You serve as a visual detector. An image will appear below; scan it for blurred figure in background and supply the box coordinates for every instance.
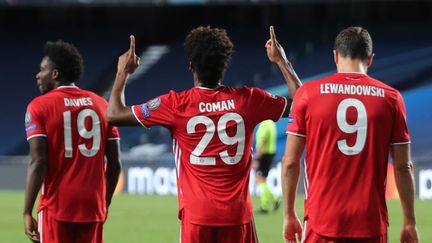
[254,119,280,214]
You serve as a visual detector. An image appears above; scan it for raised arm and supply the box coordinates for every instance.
[23,137,47,242]
[107,35,141,126]
[390,144,419,243]
[265,26,302,117]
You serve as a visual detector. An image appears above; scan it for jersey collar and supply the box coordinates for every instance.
[196,85,224,90]
[56,83,78,89]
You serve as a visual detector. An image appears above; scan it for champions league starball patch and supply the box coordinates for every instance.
[25,112,32,126]
[24,112,37,131]
[140,104,151,118]
[287,116,295,124]
[147,98,161,110]
[25,124,37,132]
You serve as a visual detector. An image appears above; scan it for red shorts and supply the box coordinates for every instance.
[38,209,103,243]
[303,221,387,243]
[180,217,259,243]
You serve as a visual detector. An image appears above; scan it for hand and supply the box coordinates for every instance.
[23,213,40,242]
[117,35,140,75]
[266,26,288,66]
[400,221,419,243]
[283,214,302,243]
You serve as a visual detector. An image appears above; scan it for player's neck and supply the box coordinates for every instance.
[194,80,222,89]
[336,59,368,74]
[55,82,76,89]
[198,83,222,89]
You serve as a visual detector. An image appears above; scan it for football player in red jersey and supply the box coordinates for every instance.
[282,27,419,243]
[107,26,301,243]
[23,40,121,243]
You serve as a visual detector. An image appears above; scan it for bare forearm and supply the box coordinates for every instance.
[282,157,300,217]
[108,72,128,120]
[277,61,302,99]
[107,72,137,126]
[105,164,121,207]
[23,160,45,215]
[394,162,416,223]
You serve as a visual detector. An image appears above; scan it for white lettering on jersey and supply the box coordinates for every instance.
[199,99,235,113]
[320,83,385,97]
[64,97,94,107]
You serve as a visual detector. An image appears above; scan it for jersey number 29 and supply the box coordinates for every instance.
[187,113,245,165]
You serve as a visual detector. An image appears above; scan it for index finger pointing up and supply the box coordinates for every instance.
[270,26,276,42]
[130,35,136,54]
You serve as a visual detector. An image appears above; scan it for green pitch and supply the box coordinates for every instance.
[1,191,430,242]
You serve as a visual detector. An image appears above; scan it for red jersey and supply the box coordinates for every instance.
[25,86,120,222]
[287,73,410,237]
[132,86,287,226]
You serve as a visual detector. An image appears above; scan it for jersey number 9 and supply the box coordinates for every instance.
[336,98,367,155]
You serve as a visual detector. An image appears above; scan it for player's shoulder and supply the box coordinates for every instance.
[366,76,398,91]
[27,90,56,109]
[226,85,267,96]
[82,89,107,102]
[366,76,402,99]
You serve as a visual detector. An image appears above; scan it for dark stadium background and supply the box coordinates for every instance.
[0,0,431,196]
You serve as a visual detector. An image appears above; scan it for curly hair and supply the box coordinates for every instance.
[184,26,234,87]
[43,40,83,83]
[334,26,373,60]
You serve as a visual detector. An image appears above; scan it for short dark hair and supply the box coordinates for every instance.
[184,26,234,86]
[43,40,83,83]
[334,26,373,60]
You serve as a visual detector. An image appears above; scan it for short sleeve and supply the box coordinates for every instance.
[25,101,47,140]
[132,91,175,128]
[286,85,308,137]
[249,87,287,123]
[390,92,410,145]
[107,125,120,140]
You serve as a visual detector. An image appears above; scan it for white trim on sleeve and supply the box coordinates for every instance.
[285,131,306,138]
[27,134,47,141]
[107,137,120,141]
[391,141,411,145]
[276,97,288,121]
[131,105,148,128]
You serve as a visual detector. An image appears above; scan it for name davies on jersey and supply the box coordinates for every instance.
[320,83,385,97]
[199,99,235,113]
[64,97,94,107]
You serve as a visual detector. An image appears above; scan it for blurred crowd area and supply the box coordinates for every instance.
[0,1,431,164]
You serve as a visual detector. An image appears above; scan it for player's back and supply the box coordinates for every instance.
[289,72,410,237]
[133,86,286,226]
[26,86,119,222]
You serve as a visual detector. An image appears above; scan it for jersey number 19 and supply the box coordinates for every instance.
[63,109,101,158]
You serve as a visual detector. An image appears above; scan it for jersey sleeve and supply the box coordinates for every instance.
[286,85,307,137]
[25,101,47,140]
[131,92,175,128]
[390,92,410,145]
[107,125,120,140]
[249,87,287,123]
